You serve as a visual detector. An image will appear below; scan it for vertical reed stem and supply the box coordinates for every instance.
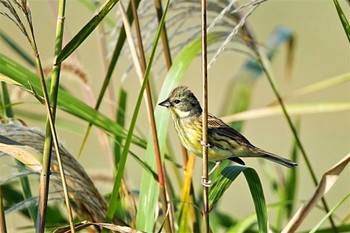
[0,188,6,233]
[201,0,209,232]
[36,0,74,232]
[130,0,173,231]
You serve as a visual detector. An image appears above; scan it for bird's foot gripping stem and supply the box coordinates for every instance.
[201,176,212,187]
[201,161,223,187]
[200,139,211,148]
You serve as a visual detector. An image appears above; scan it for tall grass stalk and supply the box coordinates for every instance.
[37,0,75,232]
[120,1,172,231]
[0,188,6,233]
[201,0,210,232]
[77,0,127,158]
[153,0,190,204]
[55,0,121,64]
[244,22,338,233]
[154,0,172,69]
[0,0,74,231]
[104,1,170,231]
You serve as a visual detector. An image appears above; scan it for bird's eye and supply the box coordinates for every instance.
[174,99,181,104]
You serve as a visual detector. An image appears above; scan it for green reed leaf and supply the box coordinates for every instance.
[0,54,146,148]
[56,0,119,64]
[135,31,226,231]
[209,165,268,233]
[332,0,350,43]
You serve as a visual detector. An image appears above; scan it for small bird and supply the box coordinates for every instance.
[159,86,297,177]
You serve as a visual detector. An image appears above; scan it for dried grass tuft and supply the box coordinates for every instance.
[0,121,125,225]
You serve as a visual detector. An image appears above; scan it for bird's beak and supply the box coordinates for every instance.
[158,98,171,108]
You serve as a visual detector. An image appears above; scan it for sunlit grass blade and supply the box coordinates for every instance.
[114,88,127,166]
[209,165,268,233]
[284,119,299,218]
[78,0,115,26]
[274,119,300,230]
[119,1,173,230]
[178,153,196,232]
[273,73,350,103]
[78,0,140,158]
[0,136,42,173]
[112,87,127,223]
[283,153,350,233]
[209,166,244,208]
[241,168,268,233]
[1,83,13,116]
[0,54,146,148]
[226,214,256,233]
[299,224,350,233]
[310,193,350,233]
[136,31,225,231]
[104,1,171,229]
[56,0,120,64]
[221,102,350,123]
[332,0,350,42]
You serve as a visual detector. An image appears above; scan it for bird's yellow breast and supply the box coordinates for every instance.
[172,116,235,161]
[173,117,202,154]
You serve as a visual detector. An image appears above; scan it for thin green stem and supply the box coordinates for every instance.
[130,0,173,231]
[0,170,7,233]
[154,0,172,69]
[246,27,338,233]
[78,0,140,158]
[154,2,190,207]
[154,0,190,184]
[104,0,170,229]
[332,0,350,43]
[35,0,74,232]
[49,0,75,231]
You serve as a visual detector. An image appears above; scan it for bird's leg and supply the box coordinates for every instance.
[200,139,211,148]
[201,161,222,187]
[200,139,213,187]
[208,161,222,176]
[201,176,212,187]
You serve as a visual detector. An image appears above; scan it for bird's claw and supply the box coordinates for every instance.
[200,139,210,148]
[201,176,212,187]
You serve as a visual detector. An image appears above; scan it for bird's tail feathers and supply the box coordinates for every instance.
[255,147,297,168]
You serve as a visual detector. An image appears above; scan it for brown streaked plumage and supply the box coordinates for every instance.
[159,86,297,169]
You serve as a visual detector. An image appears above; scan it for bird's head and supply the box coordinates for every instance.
[159,86,202,119]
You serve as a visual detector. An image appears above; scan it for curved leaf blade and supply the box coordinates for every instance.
[56,0,119,64]
[332,0,350,43]
[209,165,268,233]
[0,54,146,148]
[135,31,226,231]
[0,135,42,173]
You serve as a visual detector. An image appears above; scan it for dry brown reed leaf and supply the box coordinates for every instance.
[53,220,144,233]
[282,153,350,233]
[0,121,123,225]
[0,134,42,172]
